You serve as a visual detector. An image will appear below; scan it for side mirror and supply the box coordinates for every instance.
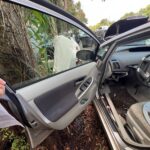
[76,50,95,61]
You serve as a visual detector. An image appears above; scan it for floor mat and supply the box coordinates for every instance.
[127,85,150,102]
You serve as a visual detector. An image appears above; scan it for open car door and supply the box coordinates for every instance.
[0,0,101,148]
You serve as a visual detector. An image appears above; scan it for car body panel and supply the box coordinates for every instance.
[105,16,148,38]
[1,0,100,148]
[2,0,150,149]
[96,21,150,150]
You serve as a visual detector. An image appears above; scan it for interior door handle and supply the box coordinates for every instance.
[75,77,85,86]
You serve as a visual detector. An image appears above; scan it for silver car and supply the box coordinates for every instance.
[1,0,150,149]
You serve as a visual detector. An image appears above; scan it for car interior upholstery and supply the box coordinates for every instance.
[100,38,150,147]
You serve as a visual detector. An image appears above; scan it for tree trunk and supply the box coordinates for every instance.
[63,0,68,10]
[0,1,35,86]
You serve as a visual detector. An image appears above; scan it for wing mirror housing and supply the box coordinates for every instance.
[76,50,95,61]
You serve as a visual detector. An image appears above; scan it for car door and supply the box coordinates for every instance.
[0,0,101,148]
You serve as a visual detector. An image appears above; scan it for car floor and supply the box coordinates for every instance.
[127,84,150,102]
[108,79,137,118]
[125,72,150,102]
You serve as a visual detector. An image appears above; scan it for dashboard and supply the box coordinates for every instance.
[110,46,150,73]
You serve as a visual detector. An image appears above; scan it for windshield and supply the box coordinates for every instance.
[117,38,150,51]
[124,39,150,46]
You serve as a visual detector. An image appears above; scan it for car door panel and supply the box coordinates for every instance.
[34,81,78,122]
[9,62,97,148]
[17,62,95,101]
[16,62,96,128]
[1,0,101,148]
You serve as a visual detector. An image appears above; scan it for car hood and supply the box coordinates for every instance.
[105,16,149,39]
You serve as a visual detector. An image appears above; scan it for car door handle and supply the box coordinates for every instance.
[75,77,85,86]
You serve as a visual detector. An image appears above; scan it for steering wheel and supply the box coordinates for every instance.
[136,54,150,87]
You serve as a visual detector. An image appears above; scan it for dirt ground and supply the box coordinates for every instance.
[0,104,110,150]
[109,81,136,118]
[36,104,110,150]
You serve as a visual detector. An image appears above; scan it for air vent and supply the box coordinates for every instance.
[113,61,120,69]
[80,77,92,92]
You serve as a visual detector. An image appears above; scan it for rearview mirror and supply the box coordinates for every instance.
[76,50,95,61]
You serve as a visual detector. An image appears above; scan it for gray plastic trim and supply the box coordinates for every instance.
[34,81,78,122]
[16,62,96,129]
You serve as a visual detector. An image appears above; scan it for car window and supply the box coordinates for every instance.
[0,2,98,89]
[97,46,109,59]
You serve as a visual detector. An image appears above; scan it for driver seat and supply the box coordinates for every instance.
[126,102,150,144]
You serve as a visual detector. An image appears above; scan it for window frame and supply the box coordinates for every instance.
[3,0,100,89]
[8,0,100,45]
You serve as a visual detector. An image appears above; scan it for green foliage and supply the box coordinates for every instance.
[73,2,88,24]
[25,0,88,76]
[1,128,14,141]
[121,4,150,19]
[139,4,150,17]
[90,4,150,32]
[26,10,55,75]
[121,12,138,19]
[0,128,30,150]
[89,19,113,31]
[11,136,29,150]
[49,0,88,24]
